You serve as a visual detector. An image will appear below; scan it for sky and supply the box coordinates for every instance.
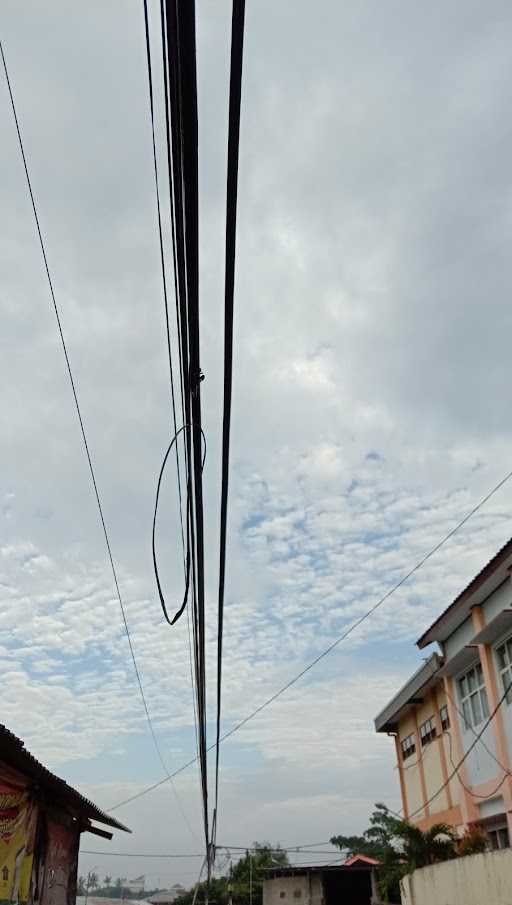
[2,0,512,890]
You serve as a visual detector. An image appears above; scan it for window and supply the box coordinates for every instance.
[401,733,416,761]
[279,893,286,899]
[440,704,450,731]
[488,826,509,850]
[496,638,512,704]
[420,717,436,746]
[458,663,489,730]
[293,892,302,899]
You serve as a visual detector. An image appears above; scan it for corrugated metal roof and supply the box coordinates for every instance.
[374,652,443,733]
[417,536,512,649]
[0,724,130,833]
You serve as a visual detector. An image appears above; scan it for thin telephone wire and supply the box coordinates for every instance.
[0,37,193,837]
[108,462,512,813]
[142,0,186,559]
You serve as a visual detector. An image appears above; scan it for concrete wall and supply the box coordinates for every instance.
[401,850,512,905]
[444,616,474,660]
[263,875,323,905]
[400,712,425,821]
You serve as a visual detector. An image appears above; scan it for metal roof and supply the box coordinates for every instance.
[0,724,130,833]
[417,537,512,649]
[374,653,443,733]
[265,862,376,876]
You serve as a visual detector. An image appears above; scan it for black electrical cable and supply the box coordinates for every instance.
[160,0,209,861]
[213,0,246,852]
[0,37,174,800]
[407,675,512,821]
[142,0,186,565]
[108,464,512,814]
[152,425,206,625]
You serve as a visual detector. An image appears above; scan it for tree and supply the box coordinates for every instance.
[78,877,86,896]
[104,876,112,887]
[331,804,459,903]
[173,843,289,905]
[396,822,457,872]
[89,873,99,891]
[230,843,289,905]
[331,802,402,861]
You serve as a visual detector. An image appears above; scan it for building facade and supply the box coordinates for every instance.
[263,858,381,905]
[375,538,512,847]
[0,724,129,905]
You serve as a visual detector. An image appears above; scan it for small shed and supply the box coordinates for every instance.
[0,724,130,905]
[263,857,381,905]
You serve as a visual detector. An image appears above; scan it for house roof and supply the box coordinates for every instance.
[148,892,184,903]
[374,653,443,733]
[0,724,130,833]
[342,855,380,867]
[264,859,377,877]
[416,537,512,649]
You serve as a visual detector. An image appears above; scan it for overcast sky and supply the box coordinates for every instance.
[2,0,512,890]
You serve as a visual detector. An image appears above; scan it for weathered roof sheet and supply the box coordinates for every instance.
[417,537,512,649]
[264,861,376,876]
[374,653,443,733]
[0,724,130,833]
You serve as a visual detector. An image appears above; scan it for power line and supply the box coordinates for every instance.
[108,464,512,813]
[0,36,179,818]
[81,851,204,859]
[407,675,512,820]
[445,728,509,801]
[141,0,201,846]
[214,0,246,853]
[80,846,337,858]
[157,0,209,863]
[142,0,185,559]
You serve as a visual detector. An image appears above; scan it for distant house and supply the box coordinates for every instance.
[0,724,129,905]
[121,877,146,894]
[375,537,512,846]
[263,858,381,905]
[148,886,185,905]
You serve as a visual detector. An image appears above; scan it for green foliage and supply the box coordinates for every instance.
[331,802,402,861]
[331,804,460,903]
[456,825,488,857]
[173,843,289,905]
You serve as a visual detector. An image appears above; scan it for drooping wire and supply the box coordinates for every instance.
[0,36,176,805]
[158,0,209,861]
[407,675,512,820]
[142,0,186,564]
[213,0,246,854]
[152,424,206,626]
[108,463,512,813]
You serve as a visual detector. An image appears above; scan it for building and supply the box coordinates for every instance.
[263,857,382,905]
[147,887,185,905]
[375,537,512,846]
[121,877,146,894]
[0,724,130,905]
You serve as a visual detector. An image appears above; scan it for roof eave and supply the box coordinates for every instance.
[416,538,512,649]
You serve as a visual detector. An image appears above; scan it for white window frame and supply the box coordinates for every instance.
[488,824,509,851]
[419,716,436,746]
[401,733,416,761]
[495,634,512,705]
[457,661,489,730]
[439,704,450,731]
